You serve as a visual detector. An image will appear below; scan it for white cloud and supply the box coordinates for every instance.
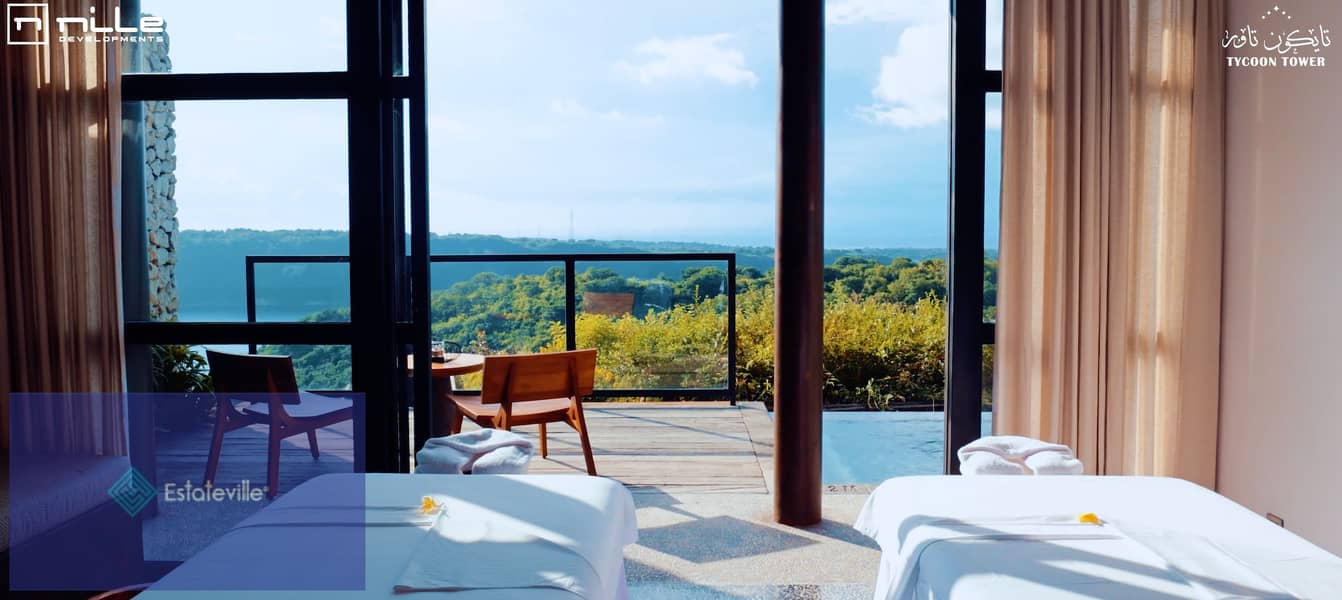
[832,0,1003,130]
[860,20,949,128]
[617,34,758,87]
[826,0,942,26]
[550,98,666,127]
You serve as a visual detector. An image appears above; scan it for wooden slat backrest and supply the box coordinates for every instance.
[479,349,597,405]
[205,350,300,402]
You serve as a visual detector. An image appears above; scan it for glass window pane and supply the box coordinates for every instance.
[985,92,1001,426]
[141,100,349,322]
[136,343,358,562]
[425,1,776,246]
[823,2,951,483]
[574,260,731,392]
[987,0,1003,70]
[128,0,346,74]
[985,92,1001,320]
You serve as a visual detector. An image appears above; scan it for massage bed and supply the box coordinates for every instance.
[138,473,638,599]
[855,475,1342,599]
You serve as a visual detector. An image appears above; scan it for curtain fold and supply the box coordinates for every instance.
[996,0,1224,487]
[1,0,127,455]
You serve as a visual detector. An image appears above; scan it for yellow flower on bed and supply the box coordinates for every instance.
[420,495,442,515]
[1078,512,1102,525]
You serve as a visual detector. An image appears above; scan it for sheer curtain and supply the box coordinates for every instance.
[1,0,127,455]
[995,0,1224,487]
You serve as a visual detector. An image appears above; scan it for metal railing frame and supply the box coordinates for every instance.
[244,252,738,404]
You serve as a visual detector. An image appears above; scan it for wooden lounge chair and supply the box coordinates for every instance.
[447,349,599,476]
[203,350,354,498]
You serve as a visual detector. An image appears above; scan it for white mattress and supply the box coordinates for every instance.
[855,476,1342,600]
[140,473,638,599]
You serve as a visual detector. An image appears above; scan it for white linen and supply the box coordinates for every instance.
[1023,451,1085,475]
[394,513,601,596]
[959,452,1028,475]
[415,428,535,475]
[855,476,1342,600]
[956,435,1073,462]
[1115,523,1294,599]
[140,473,638,599]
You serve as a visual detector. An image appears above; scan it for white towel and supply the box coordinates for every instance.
[1024,451,1085,475]
[394,510,602,596]
[958,435,1081,476]
[415,429,534,475]
[957,435,1074,463]
[960,452,1030,475]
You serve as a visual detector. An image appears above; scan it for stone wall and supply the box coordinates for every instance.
[137,20,179,320]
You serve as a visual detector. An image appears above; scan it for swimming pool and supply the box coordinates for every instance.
[818,411,994,484]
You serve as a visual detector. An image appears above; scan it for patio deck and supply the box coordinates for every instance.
[153,401,774,494]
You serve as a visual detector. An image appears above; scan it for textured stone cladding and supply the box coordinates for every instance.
[138,18,178,320]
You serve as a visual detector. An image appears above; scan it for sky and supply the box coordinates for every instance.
[140,0,1002,249]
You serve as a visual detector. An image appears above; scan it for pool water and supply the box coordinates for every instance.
[817,411,994,484]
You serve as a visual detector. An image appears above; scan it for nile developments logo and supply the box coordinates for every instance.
[1224,4,1332,68]
[6,2,164,46]
[107,466,156,517]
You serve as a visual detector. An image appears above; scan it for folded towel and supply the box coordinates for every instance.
[394,511,602,596]
[957,435,1074,463]
[415,429,534,475]
[1024,451,1084,475]
[960,452,1030,475]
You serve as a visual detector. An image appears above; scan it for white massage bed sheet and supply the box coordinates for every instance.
[139,473,638,599]
[856,476,1342,600]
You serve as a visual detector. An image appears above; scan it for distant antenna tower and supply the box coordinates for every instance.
[568,209,575,242]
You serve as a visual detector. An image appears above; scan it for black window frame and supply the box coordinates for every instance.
[945,0,1002,473]
[119,0,431,478]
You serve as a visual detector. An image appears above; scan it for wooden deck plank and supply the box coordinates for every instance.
[154,403,770,495]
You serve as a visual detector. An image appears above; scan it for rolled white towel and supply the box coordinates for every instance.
[960,452,1029,475]
[415,428,535,475]
[957,435,1075,464]
[1023,451,1084,475]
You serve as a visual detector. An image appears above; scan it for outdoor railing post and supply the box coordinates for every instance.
[564,259,577,352]
[727,254,737,406]
[245,256,257,354]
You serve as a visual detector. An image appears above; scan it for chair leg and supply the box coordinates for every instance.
[306,429,320,459]
[266,425,282,499]
[203,407,228,484]
[571,409,597,476]
[450,409,464,435]
[538,423,548,458]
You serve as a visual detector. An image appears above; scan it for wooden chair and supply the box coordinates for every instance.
[204,350,354,498]
[447,349,599,476]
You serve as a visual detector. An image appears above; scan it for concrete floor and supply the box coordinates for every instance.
[625,490,880,598]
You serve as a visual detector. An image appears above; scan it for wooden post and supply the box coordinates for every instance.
[774,0,824,526]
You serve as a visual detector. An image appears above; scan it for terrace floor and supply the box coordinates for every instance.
[153,401,781,495]
[148,402,880,596]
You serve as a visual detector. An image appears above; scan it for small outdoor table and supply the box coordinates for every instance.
[406,353,485,437]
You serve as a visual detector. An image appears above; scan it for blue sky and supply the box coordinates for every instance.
[142,0,1001,249]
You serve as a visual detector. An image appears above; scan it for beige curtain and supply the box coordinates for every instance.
[996,0,1224,487]
[1,0,127,455]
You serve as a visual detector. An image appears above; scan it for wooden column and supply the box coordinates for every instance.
[774,0,824,526]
